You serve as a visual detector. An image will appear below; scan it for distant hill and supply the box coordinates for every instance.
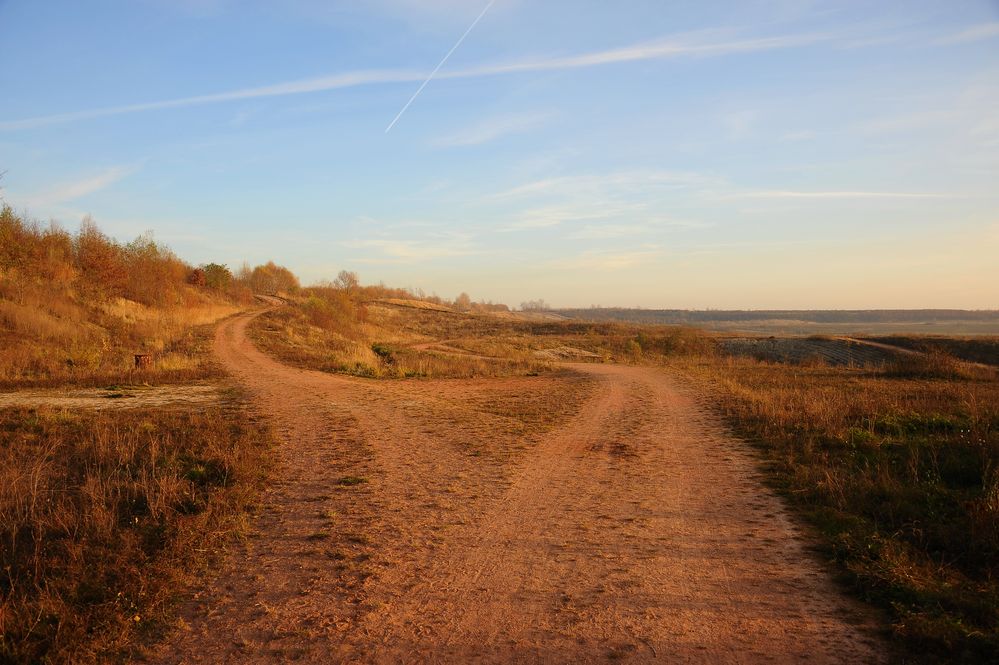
[552,308,999,335]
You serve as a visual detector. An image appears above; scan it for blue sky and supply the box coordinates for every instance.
[1,0,997,308]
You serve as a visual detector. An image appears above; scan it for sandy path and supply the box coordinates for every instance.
[153,309,884,663]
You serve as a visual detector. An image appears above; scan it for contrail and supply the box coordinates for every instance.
[384,0,496,133]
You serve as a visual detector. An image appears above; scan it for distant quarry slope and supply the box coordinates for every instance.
[553,308,999,336]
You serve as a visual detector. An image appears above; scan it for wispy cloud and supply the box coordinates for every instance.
[567,224,653,239]
[735,190,949,199]
[17,165,138,209]
[933,22,999,45]
[1,30,830,131]
[503,201,646,230]
[719,109,757,140]
[780,129,816,142]
[0,70,425,131]
[493,170,715,199]
[432,110,553,147]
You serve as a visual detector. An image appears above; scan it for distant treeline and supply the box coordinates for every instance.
[555,308,999,325]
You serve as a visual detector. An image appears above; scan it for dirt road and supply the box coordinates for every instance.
[154,309,884,663]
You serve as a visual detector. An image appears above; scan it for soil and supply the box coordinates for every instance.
[151,308,885,663]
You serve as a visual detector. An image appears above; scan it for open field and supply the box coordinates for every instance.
[719,336,896,367]
[675,354,999,660]
[866,335,999,367]
[0,401,273,663]
[249,294,715,380]
[4,280,998,662]
[2,211,994,662]
[151,308,884,663]
[555,308,999,337]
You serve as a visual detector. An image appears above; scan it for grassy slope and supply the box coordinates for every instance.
[0,282,241,388]
[0,209,274,663]
[250,296,716,380]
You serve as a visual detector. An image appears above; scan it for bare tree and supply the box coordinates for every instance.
[520,299,550,312]
[334,269,359,293]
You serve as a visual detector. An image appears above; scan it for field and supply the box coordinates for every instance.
[248,295,715,380]
[3,207,998,662]
[674,353,999,660]
[182,294,999,661]
[555,308,999,337]
[718,336,895,367]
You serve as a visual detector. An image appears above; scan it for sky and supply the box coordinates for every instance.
[1,0,998,309]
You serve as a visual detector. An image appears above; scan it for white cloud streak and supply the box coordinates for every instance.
[1,31,829,131]
[384,0,496,133]
[17,165,137,209]
[933,22,999,45]
[549,247,665,271]
[492,170,716,199]
[736,190,950,199]
[432,111,553,147]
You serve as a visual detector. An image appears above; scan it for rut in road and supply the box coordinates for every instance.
[153,309,884,663]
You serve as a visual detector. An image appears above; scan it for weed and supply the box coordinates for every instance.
[336,476,368,487]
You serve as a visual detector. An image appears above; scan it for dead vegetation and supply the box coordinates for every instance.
[0,207,294,663]
[676,353,999,661]
[249,291,715,380]
[0,403,273,663]
[0,206,261,387]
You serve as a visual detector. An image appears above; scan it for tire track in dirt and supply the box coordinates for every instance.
[153,308,885,663]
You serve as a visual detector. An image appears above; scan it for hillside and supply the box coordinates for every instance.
[0,206,295,386]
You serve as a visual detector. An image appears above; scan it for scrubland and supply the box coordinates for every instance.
[0,405,272,663]
[250,290,714,380]
[675,352,999,661]
[0,207,242,388]
[4,203,997,662]
[253,290,999,660]
[0,207,279,663]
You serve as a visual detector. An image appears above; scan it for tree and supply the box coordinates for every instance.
[75,217,127,297]
[521,299,550,312]
[202,263,233,291]
[455,292,472,311]
[334,270,359,294]
[187,268,207,287]
[249,261,299,295]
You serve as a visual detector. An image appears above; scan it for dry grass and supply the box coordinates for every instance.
[250,298,715,380]
[0,403,273,663]
[0,313,229,390]
[676,353,999,661]
[0,208,287,663]
[249,301,554,379]
[0,206,253,388]
[868,336,999,368]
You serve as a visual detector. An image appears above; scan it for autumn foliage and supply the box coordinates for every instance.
[0,205,295,385]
